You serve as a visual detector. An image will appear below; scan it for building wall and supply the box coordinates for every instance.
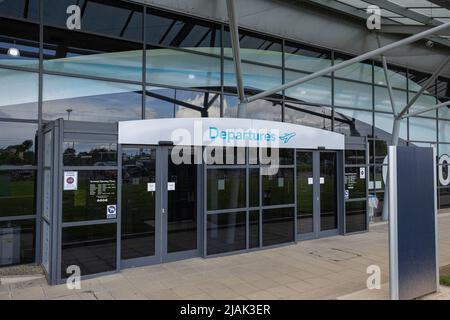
[0,0,449,268]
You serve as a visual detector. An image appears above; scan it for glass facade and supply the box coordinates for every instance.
[1,0,450,270]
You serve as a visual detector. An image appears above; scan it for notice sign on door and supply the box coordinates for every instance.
[106,205,117,219]
[359,167,366,179]
[64,171,78,190]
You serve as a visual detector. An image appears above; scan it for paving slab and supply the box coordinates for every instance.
[2,213,450,300]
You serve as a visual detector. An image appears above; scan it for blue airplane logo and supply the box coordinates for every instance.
[279,132,296,143]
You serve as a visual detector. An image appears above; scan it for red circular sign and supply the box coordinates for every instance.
[66,177,74,184]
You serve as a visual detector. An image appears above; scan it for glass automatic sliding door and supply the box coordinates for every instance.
[319,152,338,232]
[121,146,199,267]
[296,151,314,235]
[121,147,159,264]
[296,150,339,239]
[165,147,198,257]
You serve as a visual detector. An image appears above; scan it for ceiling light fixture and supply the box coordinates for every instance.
[7,47,20,57]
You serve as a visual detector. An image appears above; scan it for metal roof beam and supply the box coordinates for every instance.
[245,21,450,103]
[302,0,397,25]
[378,25,450,36]
[364,0,438,26]
[401,100,450,119]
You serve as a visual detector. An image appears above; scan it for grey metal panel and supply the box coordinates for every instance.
[63,133,118,142]
[63,121,118,135]
[345,136,366,150]
[396,146,437,300]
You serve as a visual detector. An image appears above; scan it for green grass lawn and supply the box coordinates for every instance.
[440,275,450,286]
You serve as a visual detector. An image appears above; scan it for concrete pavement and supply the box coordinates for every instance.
[1,213,450,300]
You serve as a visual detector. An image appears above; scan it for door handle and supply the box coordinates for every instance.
[162,208,166,214]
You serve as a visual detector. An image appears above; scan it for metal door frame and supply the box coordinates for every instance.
[297,149,341,240]
[317,150,340,238]
[120,145,202,268]
[120,145,163,268]
[161,146,203,263]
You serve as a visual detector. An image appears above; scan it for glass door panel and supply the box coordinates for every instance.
[166,148,197,254]
[121,147,157,260]
[320,152,338,231]
[296,151,314,234]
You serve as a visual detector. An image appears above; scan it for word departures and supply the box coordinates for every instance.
[180,304,271,318]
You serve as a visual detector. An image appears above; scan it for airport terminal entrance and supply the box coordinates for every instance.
[41,118,350,285]
[121,146,201,268]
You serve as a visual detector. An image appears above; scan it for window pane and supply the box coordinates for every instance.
[320,153,338,231]
[0,18,39,68]
[374,87,407,113]
[285,42,331,73]
[0,219,35,267]
[439,144,450,157]
[0,69,38,119]
[44,0,142,41]
[410,94,437,118]
[439,105,450,120]
[62,223,116,277]
[146,8,220,48]
[369,166,386,191]
[334,79,372,110]
[345,201,367,233]
[224,61,282,98]
[374,140,388,164]
[204,147,246,166]
[43,75,142,122]
[408,70,432,93]
[0,170,36,217]
[224,29,282,67]
[345,167,366,199]
[262,168,294,206]
[147,47,221,89]
[438,164,449,187]
[296,151,314,234]
[439,121,450,143]
[285,70,331,105]
[345,150,366,165]
[0,122,37,166]
[207,212,246,255]
[439,188,450,208]
[207,169,246,211]
[223,96,282,121]
[374,64,407,90]
[43,26,142,82]
[284,102,332,131]
[62,170,117,222]
[335,58,372,83]
[249,169,259,208]
[121,148,156,260]
[262,207,294,246]
[63,142,117,166]
[334,108,373,137]
[374,113,407,141]
[249,210,260,249]
[409,117,436,142]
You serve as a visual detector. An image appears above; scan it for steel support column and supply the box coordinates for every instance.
[401,100,450,119]
[226,0,247,118]
[397,55,450,119]
[245,21,450,103]
[379,41,400,221]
